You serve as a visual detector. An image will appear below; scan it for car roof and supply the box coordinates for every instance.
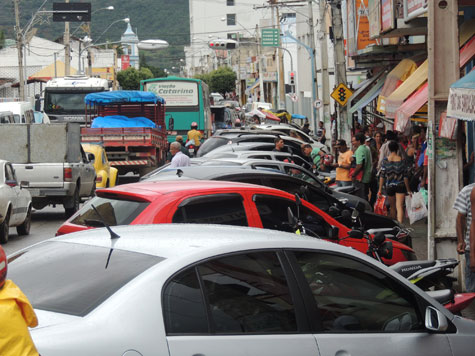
[144,165,287,181]
[42,224,353,261]
[96,179,289,200]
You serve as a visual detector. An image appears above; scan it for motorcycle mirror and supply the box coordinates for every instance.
[348,229,364,239]
[373,232,386,246]
[355,201,366,213]
[378,241,393,260]
[351,208,359,220]
[295,193,302,206]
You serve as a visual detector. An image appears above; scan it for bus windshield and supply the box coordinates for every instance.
[44,91,90,115]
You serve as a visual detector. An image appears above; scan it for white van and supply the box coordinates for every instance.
[0,102,34,124]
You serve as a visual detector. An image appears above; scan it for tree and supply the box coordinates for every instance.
[209,66,236,94]
[140,53,167,78]
[117,67,154,90]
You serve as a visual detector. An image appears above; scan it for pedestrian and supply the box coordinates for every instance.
[316,121,326,144]
[350,132,372,200]
[165,136,190,163]
[378,140,412,223]
[302,121,310,134]
[170,141,191,168]
[234,118,242,128]
[453,182,475,292]
[0,246,40,356]
[334,139,353,187]
[377,130,407,172]
[252,114,261,125]
[301,143,324,172]
[273,137,285,152]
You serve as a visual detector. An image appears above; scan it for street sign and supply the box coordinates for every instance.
[314,99,322,109]
[261,28,280,47]
[53,2,91,22]
[331,83,353,106]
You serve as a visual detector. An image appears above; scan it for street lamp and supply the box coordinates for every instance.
[94,17,130,44]
[70,6,114,37]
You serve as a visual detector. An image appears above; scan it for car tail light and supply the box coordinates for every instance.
[64,168,73,181]
[96,176,103,183]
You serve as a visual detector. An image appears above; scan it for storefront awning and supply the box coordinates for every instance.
[249,79,260,93]
[348,70,386,107]
[349,75,386,122]
[460,35,475,68]
[394,82,428,131]
[377,58,418,113]
[447,69,475,121]
[384,59,428,119]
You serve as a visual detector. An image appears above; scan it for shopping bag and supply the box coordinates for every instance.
[374,194,388,215]
[405,192,428,224]
[419,187,428,206]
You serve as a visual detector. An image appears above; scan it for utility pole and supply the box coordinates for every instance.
[307,0,320,129]
[276,5,286,110]
[13,0,25,100]
[330,0,349,142]
[256,24,265,102]
[319,0,331,134]
[64,0,71,75]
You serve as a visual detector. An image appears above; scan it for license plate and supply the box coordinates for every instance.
[189,148,194,153]
[28,188,40,197]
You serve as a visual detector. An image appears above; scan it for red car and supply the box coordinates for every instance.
[57,180,416,265]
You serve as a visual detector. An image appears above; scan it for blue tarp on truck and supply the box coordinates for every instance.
[85,90,166,105]
[91,115,157,128]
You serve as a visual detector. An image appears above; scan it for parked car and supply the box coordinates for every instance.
[254,123,320,145]
[0,160,32,243]
[1,123,96,217]
[0,111,15,124]
[82,144,119,188]
[8,224,473,356]
[0,101,35,124]
[56,180,414,264]
[143,165,412,246]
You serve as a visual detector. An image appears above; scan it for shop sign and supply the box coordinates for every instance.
[368,0,381,39]
[381,0,395,33]
[347,0,377,57]
[121,55,130,70]
[406,0,427,18]
[263,72,277,82]
[447,88,475,121]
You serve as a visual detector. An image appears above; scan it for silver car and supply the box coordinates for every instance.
[8,224,475,355]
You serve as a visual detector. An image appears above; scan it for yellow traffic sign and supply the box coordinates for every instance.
[331,83,353,106]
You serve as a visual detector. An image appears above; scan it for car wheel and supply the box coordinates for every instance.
[64,188,80,218]
[0,210,10,244]
[16,205,31,236]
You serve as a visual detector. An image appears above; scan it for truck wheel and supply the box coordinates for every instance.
[17,205,31,236]
[0,211,10,244]
[64,189,80,218]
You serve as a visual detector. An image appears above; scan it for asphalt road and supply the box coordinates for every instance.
[3,206,70,256]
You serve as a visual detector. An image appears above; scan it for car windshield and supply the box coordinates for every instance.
[70,196,150,227]
[8,241,164,316]
[197,136,229,157]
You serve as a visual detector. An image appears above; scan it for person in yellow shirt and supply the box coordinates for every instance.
[334,139,353,187]
[0,246,39,356]
[186,122,203,147]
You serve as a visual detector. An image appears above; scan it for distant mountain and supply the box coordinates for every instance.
[0,0,189,70]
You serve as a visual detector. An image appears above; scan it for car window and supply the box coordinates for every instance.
[247,154,272,160]
[172,194,248,226]
[9,241,164,317]
[254,194,332,238]
[270,177,331,211]
[70,196,149,226]
[163,268,209,334]
[291,251,424,332]
[5,164,15,181]
[198,137,229,157]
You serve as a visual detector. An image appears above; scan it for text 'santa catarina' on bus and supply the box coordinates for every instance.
[140,76,211,142]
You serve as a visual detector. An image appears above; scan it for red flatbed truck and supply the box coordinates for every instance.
[81,91,167,176]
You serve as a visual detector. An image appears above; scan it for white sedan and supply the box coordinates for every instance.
[7,224,475,356]
[0,160,32,243]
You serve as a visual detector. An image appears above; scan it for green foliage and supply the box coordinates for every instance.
[140,53,167,78]
[117,67,154,90]
[209,67,237,94]
[194,73,211,85]
[0,0,189,69]
[0,30,4,49]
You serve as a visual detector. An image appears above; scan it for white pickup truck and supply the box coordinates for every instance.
[0,123,95,217]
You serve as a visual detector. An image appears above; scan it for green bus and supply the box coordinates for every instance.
[140,76,212,142]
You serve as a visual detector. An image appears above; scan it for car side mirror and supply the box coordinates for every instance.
[348,229,364,239]
[168,116,174,130]
[425,306,448,332]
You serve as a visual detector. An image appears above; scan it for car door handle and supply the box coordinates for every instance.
[192,354,205,356]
